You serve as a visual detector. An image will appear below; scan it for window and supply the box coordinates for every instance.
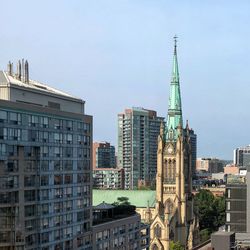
[54,147,61,157]
[54,160,62,171]
[40,131,49,143]
[54,175,63,185]
[0,128,7,140]
[24,190,36,202]
[54,119,62,130]
[226,213,230,222]
[28,115,39,127]
[54,188,63,198]
[25,205,36,217]
[0,110,7,122]
[41,218,49,229]
[0,144,6,156]
[64,147,73,158]
[64,174,72,184]
[54,202,63,213]
[41,232,49,243]
[228,189,231,198]
[63,160,73,171]
[40,189,49,200]
[65,187,72,197]
[66,134,73,144]
[24,175,36,187]
[41,175,49,186]
[41,161,49,171]
[25,219,36,231]
[42,146,49,157]
[54,133,62,143]
[6,160,18,172]
[65,120,73,131]
[10,112,21,125]
[9,128,21,140]
[41,204,49,215]
[227,201,230,210]
[41,116,48,128]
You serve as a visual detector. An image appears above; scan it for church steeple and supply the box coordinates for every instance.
[166,36,183,140]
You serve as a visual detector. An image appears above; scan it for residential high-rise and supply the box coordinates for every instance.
[93,142,115,169]
[151,38,198,249]
[234,145,250,168]
[0,61,92,249]
[118,108,164,189]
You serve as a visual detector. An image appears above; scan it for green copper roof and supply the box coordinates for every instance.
[166,37,183,140]
[93,189,156,208]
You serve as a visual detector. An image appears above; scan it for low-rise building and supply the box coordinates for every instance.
[92,202,150,250]
[224,164,239,175]
[93,168,124,189]
[226,174,247,233]
[196,158,224,173]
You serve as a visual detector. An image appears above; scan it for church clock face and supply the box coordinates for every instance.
[166,144,174,154]
[167,147,173,154]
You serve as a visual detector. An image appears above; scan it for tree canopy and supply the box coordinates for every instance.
[194,189,225,231]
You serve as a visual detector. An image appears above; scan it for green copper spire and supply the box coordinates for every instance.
[166,36,183,140]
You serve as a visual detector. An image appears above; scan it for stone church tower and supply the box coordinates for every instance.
[150,38,198,250]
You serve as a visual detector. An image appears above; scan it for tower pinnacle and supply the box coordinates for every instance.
[166,36,183,140]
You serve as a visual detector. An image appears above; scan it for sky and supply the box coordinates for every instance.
[1,0,250,160]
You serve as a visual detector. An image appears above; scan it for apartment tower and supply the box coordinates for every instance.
[0,61,92,250]
[118,108,164,189]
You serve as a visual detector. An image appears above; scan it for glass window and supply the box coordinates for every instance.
[0,110,7,122]
[0,144,7,156]
[25,205,36,217]
[54,160,62,171]
[10,112,21,125]
[54,175,63,185]
[24,175,36,187]
[28,115,39,127]
[41,175,49,186]
[64,174,72,184]
[24,190,36,202]
[54,147,61,157]
[41,117,48,128]
[0,128,7,139]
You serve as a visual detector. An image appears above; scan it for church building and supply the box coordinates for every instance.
[150,38,198,249]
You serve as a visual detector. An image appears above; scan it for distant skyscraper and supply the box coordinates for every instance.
[0,61,92,249]
[118,108,164,189]
[93,142,115,169]
[234,145,250,169]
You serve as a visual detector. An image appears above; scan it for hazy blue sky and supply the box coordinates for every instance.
[1,1,250,159]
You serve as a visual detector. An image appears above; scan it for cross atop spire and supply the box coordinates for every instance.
[174,35,178,55]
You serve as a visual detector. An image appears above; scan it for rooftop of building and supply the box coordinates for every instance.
[93,201,137,226]
[226,174,246,185]
[93,189,156,208]
[0,61,83,103]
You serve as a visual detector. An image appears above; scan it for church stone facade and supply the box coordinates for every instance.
[149,39,198,250]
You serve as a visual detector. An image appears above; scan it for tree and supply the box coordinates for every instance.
[170,241,184,250]
[112,197,130,206]
[194,190,225,231]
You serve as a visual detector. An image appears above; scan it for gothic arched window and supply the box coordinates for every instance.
[152,244,158,250]
[154,224,162,238]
